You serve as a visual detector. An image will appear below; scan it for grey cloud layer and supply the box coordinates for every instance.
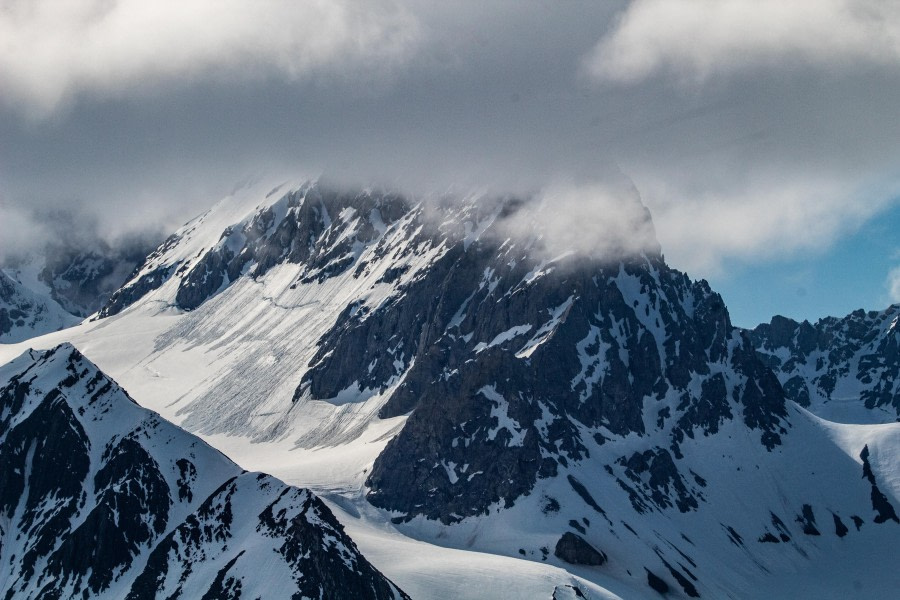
[2,1,899,277]
[0,0,420,115]
[586,0,900,83]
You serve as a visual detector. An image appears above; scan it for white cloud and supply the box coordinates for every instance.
[3,0,900,298]
[578,0,900,279]
[495,178,661,263]
[887,265,900,303]
[0,0,420,115]
[585,0,900,83]
[636,173,898,275]
[0,205,46,262]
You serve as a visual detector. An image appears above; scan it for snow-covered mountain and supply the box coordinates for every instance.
[0,343,408,600]
[749,307,900,424]
[2,179,899,598]
[0,270,79,343]
[2,232,160,320]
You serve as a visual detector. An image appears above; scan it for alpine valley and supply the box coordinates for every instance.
[2,180,898,599]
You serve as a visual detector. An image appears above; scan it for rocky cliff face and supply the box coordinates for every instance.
[0,344,408,600]
[749,306,900,421]
[100,183,408,317]
[356,248,787,523]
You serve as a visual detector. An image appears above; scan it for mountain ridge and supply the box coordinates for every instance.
[0,343,409,600]
[2,179,899,598]
[749,305,900,423]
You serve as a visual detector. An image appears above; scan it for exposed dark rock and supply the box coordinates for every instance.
[257,485,406,600]
[176,248,230,310]
[364,240,786,521]
[731,336,788,450]
[646,569,670,594]
[176,458,197,502]
[569,519,586,534]
[674,373,732,442]
[552,584,587,599]
[175,185,411,312]
[95,231,183,318]
[554,532,606,566]
[658,554,700,597]
[833,514,849,538]
[200,551,245,600]
[542,496,561,514]
[860,445,899,524]
[723,525,744,547]
[0,389,91,582]
[44,435,172,594]
[567,474,607,516]
[99,266,171,318]
[769,512,792,542]
[795,504,820,536]
[617,448,699,513]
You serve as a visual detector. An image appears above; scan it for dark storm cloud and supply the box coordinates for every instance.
[2,0,900,276]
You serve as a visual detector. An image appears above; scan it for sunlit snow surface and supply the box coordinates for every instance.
[2,180,899,599]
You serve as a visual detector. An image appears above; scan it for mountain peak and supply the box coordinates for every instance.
[0,343,409,600]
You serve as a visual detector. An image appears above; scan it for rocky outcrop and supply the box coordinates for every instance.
[175,186,409,310]
[100,183,412,316]
[860,444,899,524]
[98,232,183,317]
[554,532,606,566]
[99,265,171,318]
[749,306,900,418]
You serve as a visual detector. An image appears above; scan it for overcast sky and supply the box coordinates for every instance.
[2,0,900,325]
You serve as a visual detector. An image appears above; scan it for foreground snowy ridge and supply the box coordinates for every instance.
[0,343,408,600]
